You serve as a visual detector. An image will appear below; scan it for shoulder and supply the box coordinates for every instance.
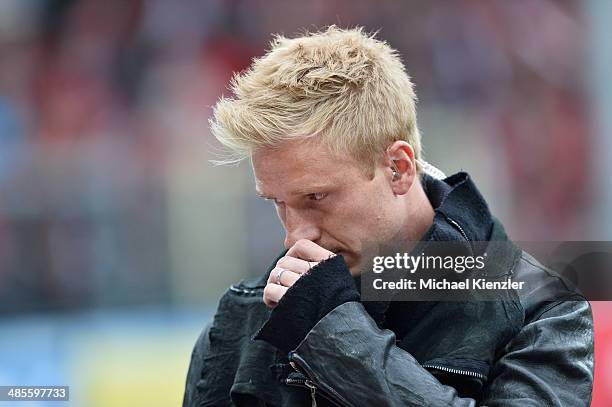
[183,271,274,405]
[195,251,285,342]
[227,273,268,298]
[227,250,286,297]
[513,249,592,325]
[211,265,275,326]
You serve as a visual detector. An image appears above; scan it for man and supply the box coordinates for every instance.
[183,27,594,406]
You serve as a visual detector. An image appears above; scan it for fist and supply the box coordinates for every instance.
[263,239,335,308]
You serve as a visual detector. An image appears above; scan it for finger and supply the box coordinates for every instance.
[263,283,288,307]
[267,267,301,287]
[276,256,317,275]
[286,239,336,262]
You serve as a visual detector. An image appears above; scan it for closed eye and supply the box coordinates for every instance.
[307,192,328,201]
[258,195,283,205]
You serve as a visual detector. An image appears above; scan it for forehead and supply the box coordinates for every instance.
[251,138,363,194]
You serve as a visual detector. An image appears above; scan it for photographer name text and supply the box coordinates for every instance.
[372,277,525,291]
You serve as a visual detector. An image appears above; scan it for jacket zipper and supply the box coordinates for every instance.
[428,216,492,383]
[305,380,317,407]
[288,357,350,407]
[445,215,470,242]
[447,214,520,279]
[284,376,318,406]
[421,364,487,381]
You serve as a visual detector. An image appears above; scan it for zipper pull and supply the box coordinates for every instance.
[305,379,317,407]
[290,360,318,406]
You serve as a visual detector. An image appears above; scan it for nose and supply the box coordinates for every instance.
[283,208,321,249]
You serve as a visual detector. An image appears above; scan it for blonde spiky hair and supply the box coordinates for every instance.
[210,26,422,173]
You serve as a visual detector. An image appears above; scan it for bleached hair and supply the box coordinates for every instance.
[210,25,422,173]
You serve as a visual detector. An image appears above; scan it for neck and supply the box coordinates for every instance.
[401,179,435,242]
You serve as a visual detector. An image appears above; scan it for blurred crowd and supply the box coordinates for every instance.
[0,0,595,314]
[2,1,612,405]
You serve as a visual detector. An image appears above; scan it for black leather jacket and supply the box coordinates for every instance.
[183,173,594,406]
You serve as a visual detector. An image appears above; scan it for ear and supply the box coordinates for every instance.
[385,141,416,195]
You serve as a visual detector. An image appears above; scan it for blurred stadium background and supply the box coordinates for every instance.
[0,0,610,405]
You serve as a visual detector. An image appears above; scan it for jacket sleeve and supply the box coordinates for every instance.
[481,299,594,406]
[183,323,212,407]
[289,299,594,407]
[289,301,476,406]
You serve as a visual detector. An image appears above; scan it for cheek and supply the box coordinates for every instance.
[356,195,397,240]
[328,200,378,241]
[322,185,391,243]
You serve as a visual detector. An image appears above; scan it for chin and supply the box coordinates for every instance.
[347,267,360,277]
[338,253,361,276]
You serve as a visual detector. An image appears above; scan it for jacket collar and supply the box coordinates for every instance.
[421,171,494,244]
[360,171,521,334]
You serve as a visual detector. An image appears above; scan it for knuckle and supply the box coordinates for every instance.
[263,283,274,297]
[276,257,290,268]
[267,269,277,283]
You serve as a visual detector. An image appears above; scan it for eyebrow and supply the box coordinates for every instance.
[255,184,332,199]
[290,185,332,196]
